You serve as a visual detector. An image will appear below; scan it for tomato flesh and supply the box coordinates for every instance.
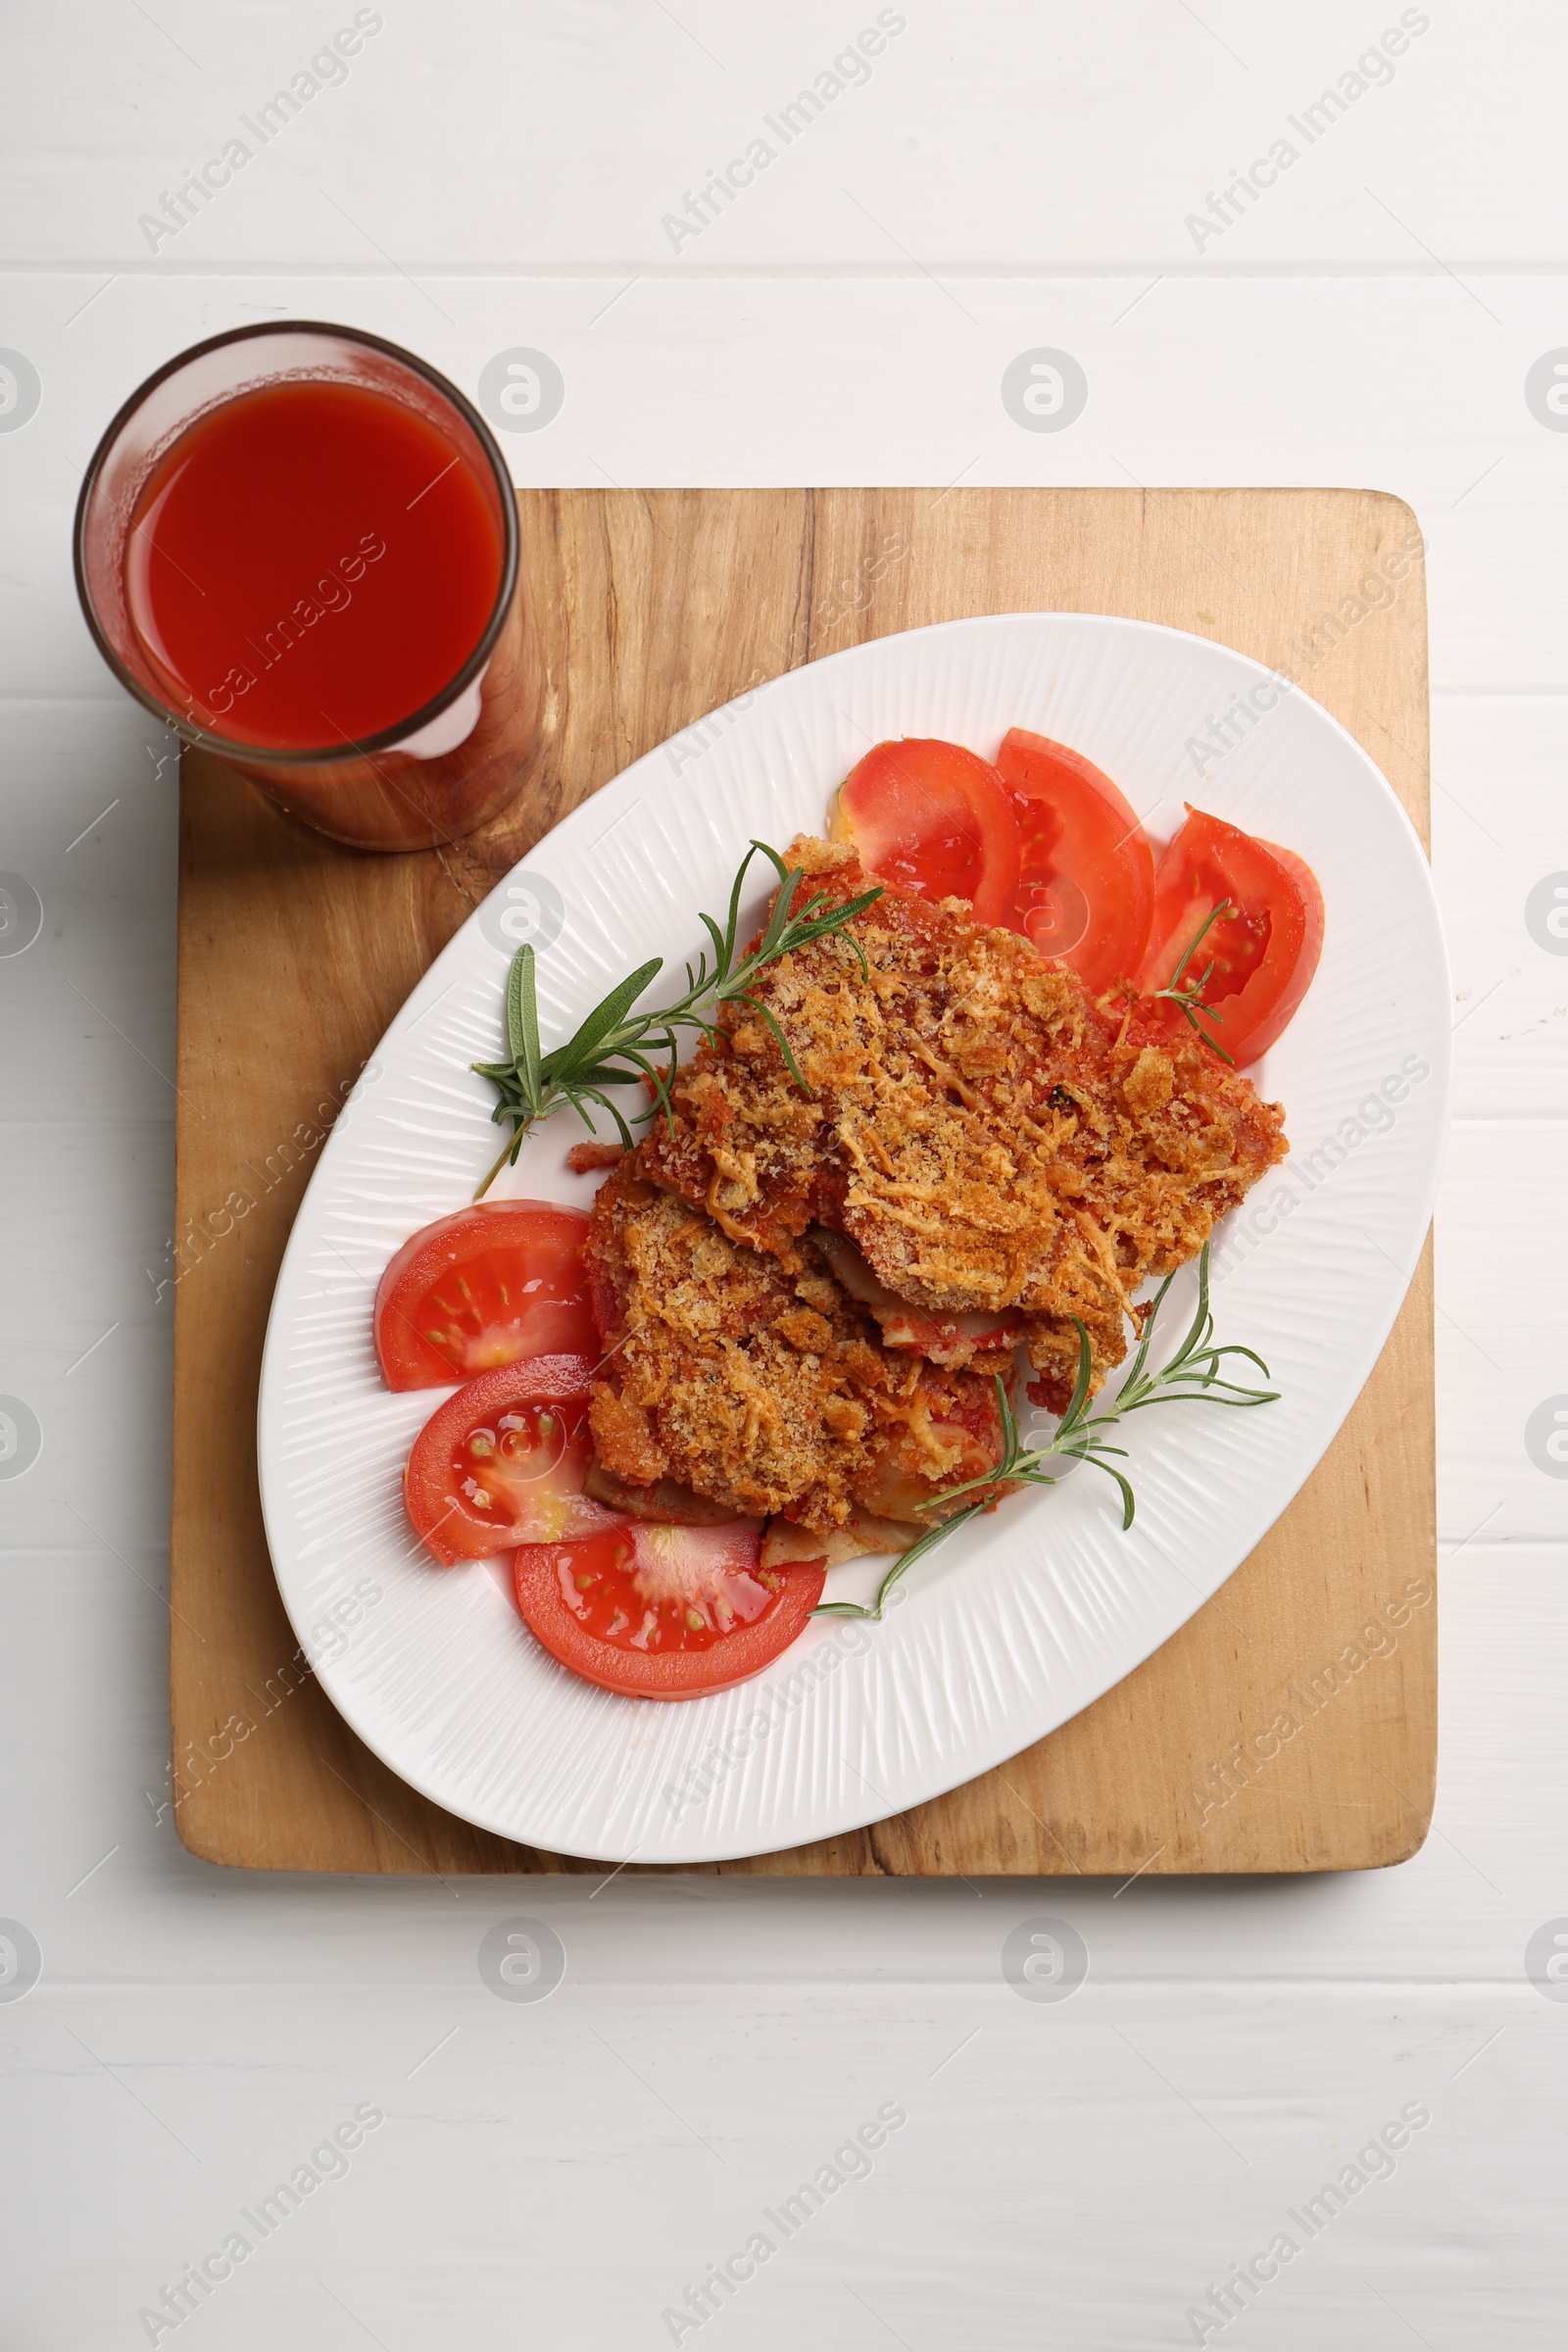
[375,1201,597,1390]
[995,728,1155,994]
[809,1228,1021,1366]
[404,1355,619,1565]
[830,738,1021,926]
[514,1520,823,1698]
[1137,806,1325,1065]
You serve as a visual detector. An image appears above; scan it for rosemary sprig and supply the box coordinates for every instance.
[471,841,883,1197]
[815,1241,1278,1621]
[1152,898,1238,1064]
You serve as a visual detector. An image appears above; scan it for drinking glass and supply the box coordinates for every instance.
[74,320,545,852]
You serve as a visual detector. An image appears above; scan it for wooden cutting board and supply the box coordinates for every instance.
[171,486,1435,1877]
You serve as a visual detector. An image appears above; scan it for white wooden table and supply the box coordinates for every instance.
[2,7,1564,2343]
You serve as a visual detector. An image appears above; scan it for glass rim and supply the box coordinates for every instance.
[72,318,521,767]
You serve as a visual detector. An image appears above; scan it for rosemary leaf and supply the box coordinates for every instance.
[508,944,542,1112]
[542,956,663,1076]
[1152,900,1238,1064]
[470,840,885,1197]
[814,1240,1278,1620]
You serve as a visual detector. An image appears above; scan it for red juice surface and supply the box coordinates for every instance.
[122,378,505,750]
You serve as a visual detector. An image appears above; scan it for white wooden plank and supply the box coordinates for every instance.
[2,2,1563,271]
[0,700,178,1123]
[1434,695,1568,1121]
[1436,1122,1568,1541]
[0,1978,1555,2347]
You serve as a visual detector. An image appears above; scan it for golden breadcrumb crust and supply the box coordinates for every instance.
[584,1167,1007,1530]
[640,837,1288,1408]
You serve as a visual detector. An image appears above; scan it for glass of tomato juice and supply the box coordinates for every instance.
[74,320,544,852]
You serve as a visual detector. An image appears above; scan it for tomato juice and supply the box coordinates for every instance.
[123,377,505,751]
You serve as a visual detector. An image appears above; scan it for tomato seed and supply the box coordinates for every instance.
[685,1608,706,1633]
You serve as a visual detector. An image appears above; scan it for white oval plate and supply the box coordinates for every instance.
[259,614,1450,1865]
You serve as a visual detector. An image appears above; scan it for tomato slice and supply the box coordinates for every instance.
[995,727,1155,993]
[404,1355,620,1565]
[374,1200,597,1390]
[830,738,1021,926]
[1137,806,1325,1065]
[514,1520,822,1698]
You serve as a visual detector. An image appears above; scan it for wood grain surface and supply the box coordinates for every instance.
[171,485,1435,1877]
